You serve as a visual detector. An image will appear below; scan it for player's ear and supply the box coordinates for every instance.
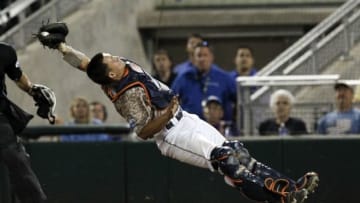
[108,71,116,79]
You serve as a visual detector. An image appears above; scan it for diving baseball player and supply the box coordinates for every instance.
[35,22,319,203]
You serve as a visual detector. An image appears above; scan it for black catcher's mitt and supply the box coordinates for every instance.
[29,84,57,124]
[35,22,68,49]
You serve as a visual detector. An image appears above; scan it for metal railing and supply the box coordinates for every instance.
[0,0,37,25]
[0,0,91,49]
[155,0,345,9]
[236,75,360,135]
[251,0,360,101]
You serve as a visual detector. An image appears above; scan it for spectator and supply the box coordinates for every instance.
[90,101,122,141]
[172,41,236,121]
[229,46,257,79]
[317,82,360,134]
[90,101,108,123]
[258,89,307,136]
[173,33,203,75]
[152,49,177,87]
[230,46,258,134]
[202,95,237,136]
[60,97,111,142]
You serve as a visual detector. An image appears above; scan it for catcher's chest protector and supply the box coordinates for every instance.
[103,58,175,109]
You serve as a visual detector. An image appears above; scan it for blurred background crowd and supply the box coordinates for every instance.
[2,0,360,140]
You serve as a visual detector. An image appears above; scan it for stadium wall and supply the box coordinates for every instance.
[0,137,358,203]
[5,0,155,125]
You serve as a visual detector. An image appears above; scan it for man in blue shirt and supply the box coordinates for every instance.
[229,46,258,133]
[317,82,360,134]
[173,33,203,75]
[172,42,236,121]
[229,46,257,80]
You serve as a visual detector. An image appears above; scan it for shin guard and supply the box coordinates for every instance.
[211,146,283,202]
[223,140,298,191]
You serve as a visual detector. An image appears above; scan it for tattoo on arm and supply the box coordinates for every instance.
[116,88,152,135]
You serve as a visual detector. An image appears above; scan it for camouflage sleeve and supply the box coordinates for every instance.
[115,87,153,135]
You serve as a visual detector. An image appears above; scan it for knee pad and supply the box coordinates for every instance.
[223,140,256,169]
[210,146,239,175]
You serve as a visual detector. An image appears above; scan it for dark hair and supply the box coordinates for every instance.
[188,33,203,40]
[194,41,213,53]
[153,49,173,61]
[237,45,254,55]
[86,53,113,85]
[334,83,353,92]
[152,49,174,71]
[90,101,108,121]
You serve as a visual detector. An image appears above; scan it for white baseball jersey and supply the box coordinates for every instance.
[113,86,225,170]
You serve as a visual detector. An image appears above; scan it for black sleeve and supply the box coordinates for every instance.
[258,119,279,136]
[298,120,308,134]
[291,119,308,135]
[258,121,268,136]
[1,44,23,81]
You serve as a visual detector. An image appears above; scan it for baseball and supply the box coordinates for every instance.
[40,31,49,37]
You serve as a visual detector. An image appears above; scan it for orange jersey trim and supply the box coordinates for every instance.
[103,81,151,104]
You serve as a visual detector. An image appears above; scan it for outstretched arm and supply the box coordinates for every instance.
[35,22,90,72]
[58,42,90,72]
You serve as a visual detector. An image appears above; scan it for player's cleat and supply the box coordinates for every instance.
[284,189,308,203]
[296,172,319,194]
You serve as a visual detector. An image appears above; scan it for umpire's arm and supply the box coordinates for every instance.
[16,73,33,93]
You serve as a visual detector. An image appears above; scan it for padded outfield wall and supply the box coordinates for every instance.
[0,136,359,203]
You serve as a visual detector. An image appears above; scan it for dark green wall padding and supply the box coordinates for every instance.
[1,137,359,203]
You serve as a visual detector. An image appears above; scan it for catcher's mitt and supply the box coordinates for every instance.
[29,84,57,124]
[35,22,68,49]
